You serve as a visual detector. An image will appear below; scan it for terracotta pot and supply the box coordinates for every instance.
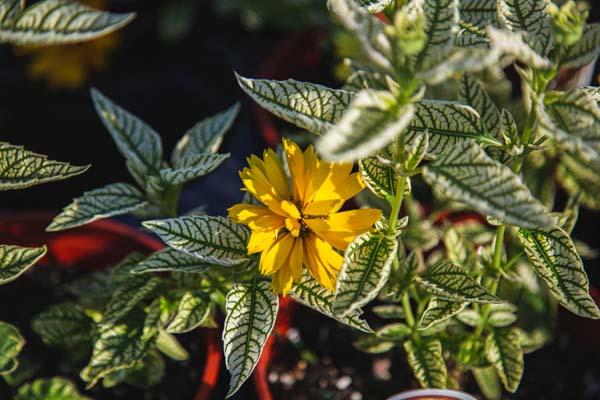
[0,212,222,400]
[386,389,477,400]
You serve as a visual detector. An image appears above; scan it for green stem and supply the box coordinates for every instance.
[402,292,415,327]
[388,175,407,233]
[491,224,506,273]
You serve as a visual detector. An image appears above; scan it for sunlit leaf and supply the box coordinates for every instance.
[290,272,373,333]
[459,74,500,139]
[223,279,278,398]
[0,0,134,46]
[0,322,24,375]
[236,74,353,135]
[160,153,230,185]
[317,89,415,162]
[518,226,600,319]
[422,140,553,228]
[47,183,149,231]
[418,297,466,330]
[165,291,211,334]
[155,329,188,361]
[359,156,409,201]
[172,103,240,165]
[417,260,500,303]
[131,248,217,275]
[333,232,398,317]
[0,142,88,190]
[356,0,393,13]
[16,377,91,400]
[498,0,552,56]
[556,151,600,210]
[404,337,447,388]
[0,245,46,285]
[143,216,250,267]
[487,27,551,69]
[560,23,600,68]
[485,328,523,393]
[376,322,411,340]
[101,277,162,326]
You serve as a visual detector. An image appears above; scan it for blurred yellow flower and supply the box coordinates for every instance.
[229,138,381,295]
[15,0,120,89]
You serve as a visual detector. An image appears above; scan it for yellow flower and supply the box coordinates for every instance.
[15,0,119,89]
[228,138,382,295]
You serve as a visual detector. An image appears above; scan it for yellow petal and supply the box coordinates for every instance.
[290,238,304,283]
[285,218,301,237]
[305,208,381,250]
[283,138,305,201]
[303,235,342,291]
[228,203,284,231]
[259,233,294,275]
[247,230,278,254]
[303,199,344,217]
[280,200,301,219]
[272,267,293,295]
[263,149,290,199]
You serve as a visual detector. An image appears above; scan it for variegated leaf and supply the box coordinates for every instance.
[487,28,552,69]
[155,329,188,361]
[498,0,552,56]
[456,20,490,48]
[236,74,353,135]
[485,328,524,393]
[16,377,91,400]
[223,279,278,398]
[459,0,497,29]
[160,153,229,185]
[166,291,211,334]
[0,244,46,285]
[518,226,600,319]
[354,335,394,353]
[328,0,393,72]
[0,322,24,375]
[91,88,163,179]
[317,90,415,162]
[360,156,410,201]
[472,367,502,400]
[459,74,500,139]
[356,0,393,13]
[404,338,447,388]
[417,260,500,303]
[405,100,481,156]
[343,69,388,92]
[419,297,466,330]
[0,142,88,190]
[101,277,162,326]
[372,304,404,319]
[0,0,134,46]
[32,302,94,347]
[333,232,398,317]
[409,0,459,72]
[143,216,250,267]
[405,131,429,171]
[172,103,239,166]
[290,272,373,333]
[422,140,553,228]
[556,152,600,210]
[131,248,216,275]
[81,306,160,388]
[560,23,600,68]
[488,303,518,327]
[47,183,148,231]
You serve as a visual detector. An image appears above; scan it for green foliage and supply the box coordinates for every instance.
[0,245,46,285]
[16,377,91,400]
[0,322,24,375]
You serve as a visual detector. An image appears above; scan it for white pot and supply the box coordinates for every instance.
[386,389,477,400]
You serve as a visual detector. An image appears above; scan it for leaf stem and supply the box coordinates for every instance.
[491,224,506,273]
[402,292,415,327]
[388,175,406,233]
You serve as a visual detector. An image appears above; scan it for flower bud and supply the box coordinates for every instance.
[549,1,589,47]
[393,8,426,56]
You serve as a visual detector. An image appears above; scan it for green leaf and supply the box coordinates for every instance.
[91,88,163,179]
[101,277,162,326]
[16,377,91,400]
[343,69,389,92]
[404,338,447,388]
[81,306,160,388]
[160,153,229,185]
[328,0,393,72]
[409,0,459,73]
[417,260,500,303]
[560,23,600,68]
[0,322,24,375]
[172,103,240,165]
[155,329,189,361]
[131,248,217,275]
[405,100,481,156]
[418,297,466,330]
[376,323,411,341]
[372,304,404,319]
[485,328,524,393]
[143,216,250,267]
[0,0,24,25]
[459,74,500,139]
[317,90,415,162]
[488,303,518,328]
[0,142,88,190]
[165,290,211,334]
[459,0,497,29]
[443,226,468,266]
[333,232,398,317]
[356,0,393,13]
[290,272,373,333]
[556,151,600,210]
[487,27,552,69]
[353,335,394,353]
[472,367,502,400]
[422,140,553,229]
[47,183,149,231]
[359,156,409,201]
[0,0,134,46]
[223,279,278,398]
[404,131,429,171]
[236,74,353,135]
[32,302,94,347]
[498,0,552,56]
[518,226,600,319]
[0,245,46,285]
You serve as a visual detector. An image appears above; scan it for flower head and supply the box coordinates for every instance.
[229,138,381,295]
